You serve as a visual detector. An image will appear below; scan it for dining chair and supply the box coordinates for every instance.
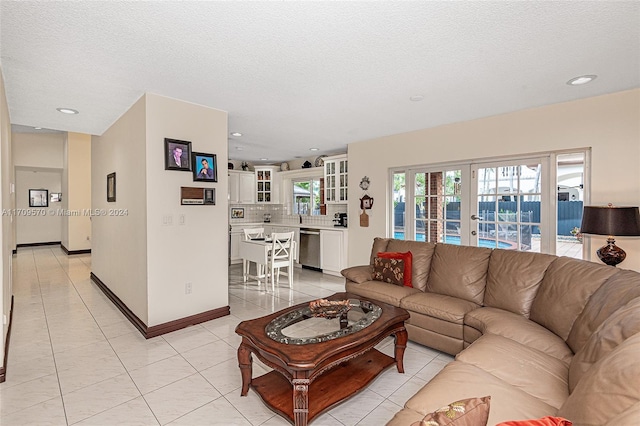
[242,228,265,284]
[267,231,295,292]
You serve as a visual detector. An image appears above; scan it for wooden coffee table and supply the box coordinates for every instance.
[235,292,409,425]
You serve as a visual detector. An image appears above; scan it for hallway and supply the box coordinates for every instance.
[0,247,451,425]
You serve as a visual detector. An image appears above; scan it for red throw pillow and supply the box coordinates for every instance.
[377,251,412,287]
[496,417,572,426]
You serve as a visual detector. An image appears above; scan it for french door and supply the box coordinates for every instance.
[391,155,555,253]
[470,157,551,253]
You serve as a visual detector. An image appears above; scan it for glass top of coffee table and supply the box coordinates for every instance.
[265,298,382,345]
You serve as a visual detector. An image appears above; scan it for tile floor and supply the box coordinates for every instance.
[0,247,452,425]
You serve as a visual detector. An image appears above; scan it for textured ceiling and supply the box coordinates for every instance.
[1,1,639,164]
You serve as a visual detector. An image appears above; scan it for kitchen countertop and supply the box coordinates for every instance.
[230,222,348,231]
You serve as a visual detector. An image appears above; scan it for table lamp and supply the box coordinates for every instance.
[580,205,640,266]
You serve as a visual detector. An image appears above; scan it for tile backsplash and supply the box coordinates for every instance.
[229,203,345,227]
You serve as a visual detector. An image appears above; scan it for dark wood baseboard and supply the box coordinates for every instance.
[0,296,14,383]
[16,241,61,249]
[61,244,91,256]
[90,273,230,339]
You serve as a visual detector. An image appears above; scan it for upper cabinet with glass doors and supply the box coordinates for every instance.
[255,166,280,203]
[324,154,348,204]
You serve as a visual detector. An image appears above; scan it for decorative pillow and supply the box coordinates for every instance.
[372,257,404,286]
[496,417,572,426]
[409,396,490,426]
[377,251,413,287]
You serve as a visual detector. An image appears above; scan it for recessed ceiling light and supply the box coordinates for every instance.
[567,75,597,86]
[34,127,42,130]
[235,147,244,151]
[410,95,424,102]
[56,107,79,114]
[309,148,319,151]
[230,132,242,137]
[260,158,268,161]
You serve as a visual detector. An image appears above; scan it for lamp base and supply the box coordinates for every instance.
[596,237,626,267]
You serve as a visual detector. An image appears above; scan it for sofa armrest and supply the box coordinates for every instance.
[341,265,373,284]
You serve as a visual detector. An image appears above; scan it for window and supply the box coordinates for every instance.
[293,178,322,215]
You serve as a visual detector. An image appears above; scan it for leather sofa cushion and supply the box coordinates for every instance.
[529,257,616,341]
[368,237,391,265]
[484,249,556,318]
[386,240,436,292]
[340,265,373,284]
[404,361,558,425]
[569,296,640,392]
[604,401,640,426]
[566,268,640,353]
[426,243,492,304]
[344,280,421,307]
[386,408,424,426]
[456,334,569,409]
[465,307,573,364]
[558,332,640,425]
[401,292,479,325]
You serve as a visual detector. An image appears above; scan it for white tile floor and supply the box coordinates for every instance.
[0,247,452,425]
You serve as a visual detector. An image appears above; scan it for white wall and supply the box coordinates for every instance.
[63,132,91,251]
[92,95,149,323]
[15,169,62,244]
[145,94,228,326]
[347,89,640,272]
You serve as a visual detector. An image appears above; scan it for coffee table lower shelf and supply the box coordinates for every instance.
[251,349,395,424]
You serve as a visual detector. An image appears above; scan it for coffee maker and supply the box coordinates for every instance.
[334,212,348,227]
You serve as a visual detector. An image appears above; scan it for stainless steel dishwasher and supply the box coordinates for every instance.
[299,228,321,270]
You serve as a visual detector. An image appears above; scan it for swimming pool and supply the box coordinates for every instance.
[393,232,514,249]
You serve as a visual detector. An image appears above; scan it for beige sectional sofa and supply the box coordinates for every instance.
[341,238,640,425]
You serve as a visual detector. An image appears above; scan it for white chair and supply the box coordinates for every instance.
[242,228,265,284]
[267,231,295,292]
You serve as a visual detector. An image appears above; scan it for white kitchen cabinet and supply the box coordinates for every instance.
[228,170,255,204]
[324,154,347,204]
[230,228,244,264]
[255,166,280,204]
[320,229,347,276]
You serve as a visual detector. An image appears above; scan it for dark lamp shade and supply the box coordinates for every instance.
[580,206,640,237]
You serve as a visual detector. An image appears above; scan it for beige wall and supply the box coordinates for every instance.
[92,95,149,323]
[145,94,228,326]
[347,89,640,272]
[93,93,229,327]
[13,132,64,169]
[63,132,91,251]
[15,169,62,244]
[0,66,12,372]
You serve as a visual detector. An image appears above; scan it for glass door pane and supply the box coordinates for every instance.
[413,169,462,243]
[473,161,544,251]
[556,152,585,259]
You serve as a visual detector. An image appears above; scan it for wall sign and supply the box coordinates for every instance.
[181,187,215,205]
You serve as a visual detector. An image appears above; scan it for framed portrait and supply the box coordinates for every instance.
[107,172,116,202]
[231,208,244,219]
[164,138,192,171]
[192,152,218,182]
[29,189,48,207]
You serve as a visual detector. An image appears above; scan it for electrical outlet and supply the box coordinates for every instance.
[179,214,185,225]
[185,282,192,294]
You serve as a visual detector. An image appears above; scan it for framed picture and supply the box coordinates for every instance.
[29,189,48,207]
[50,193,62,203]
[107,172,116,202]
[164,138,192,171]
[204,188,215,205]
[192,152,218,182]
[231,208,245,219]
